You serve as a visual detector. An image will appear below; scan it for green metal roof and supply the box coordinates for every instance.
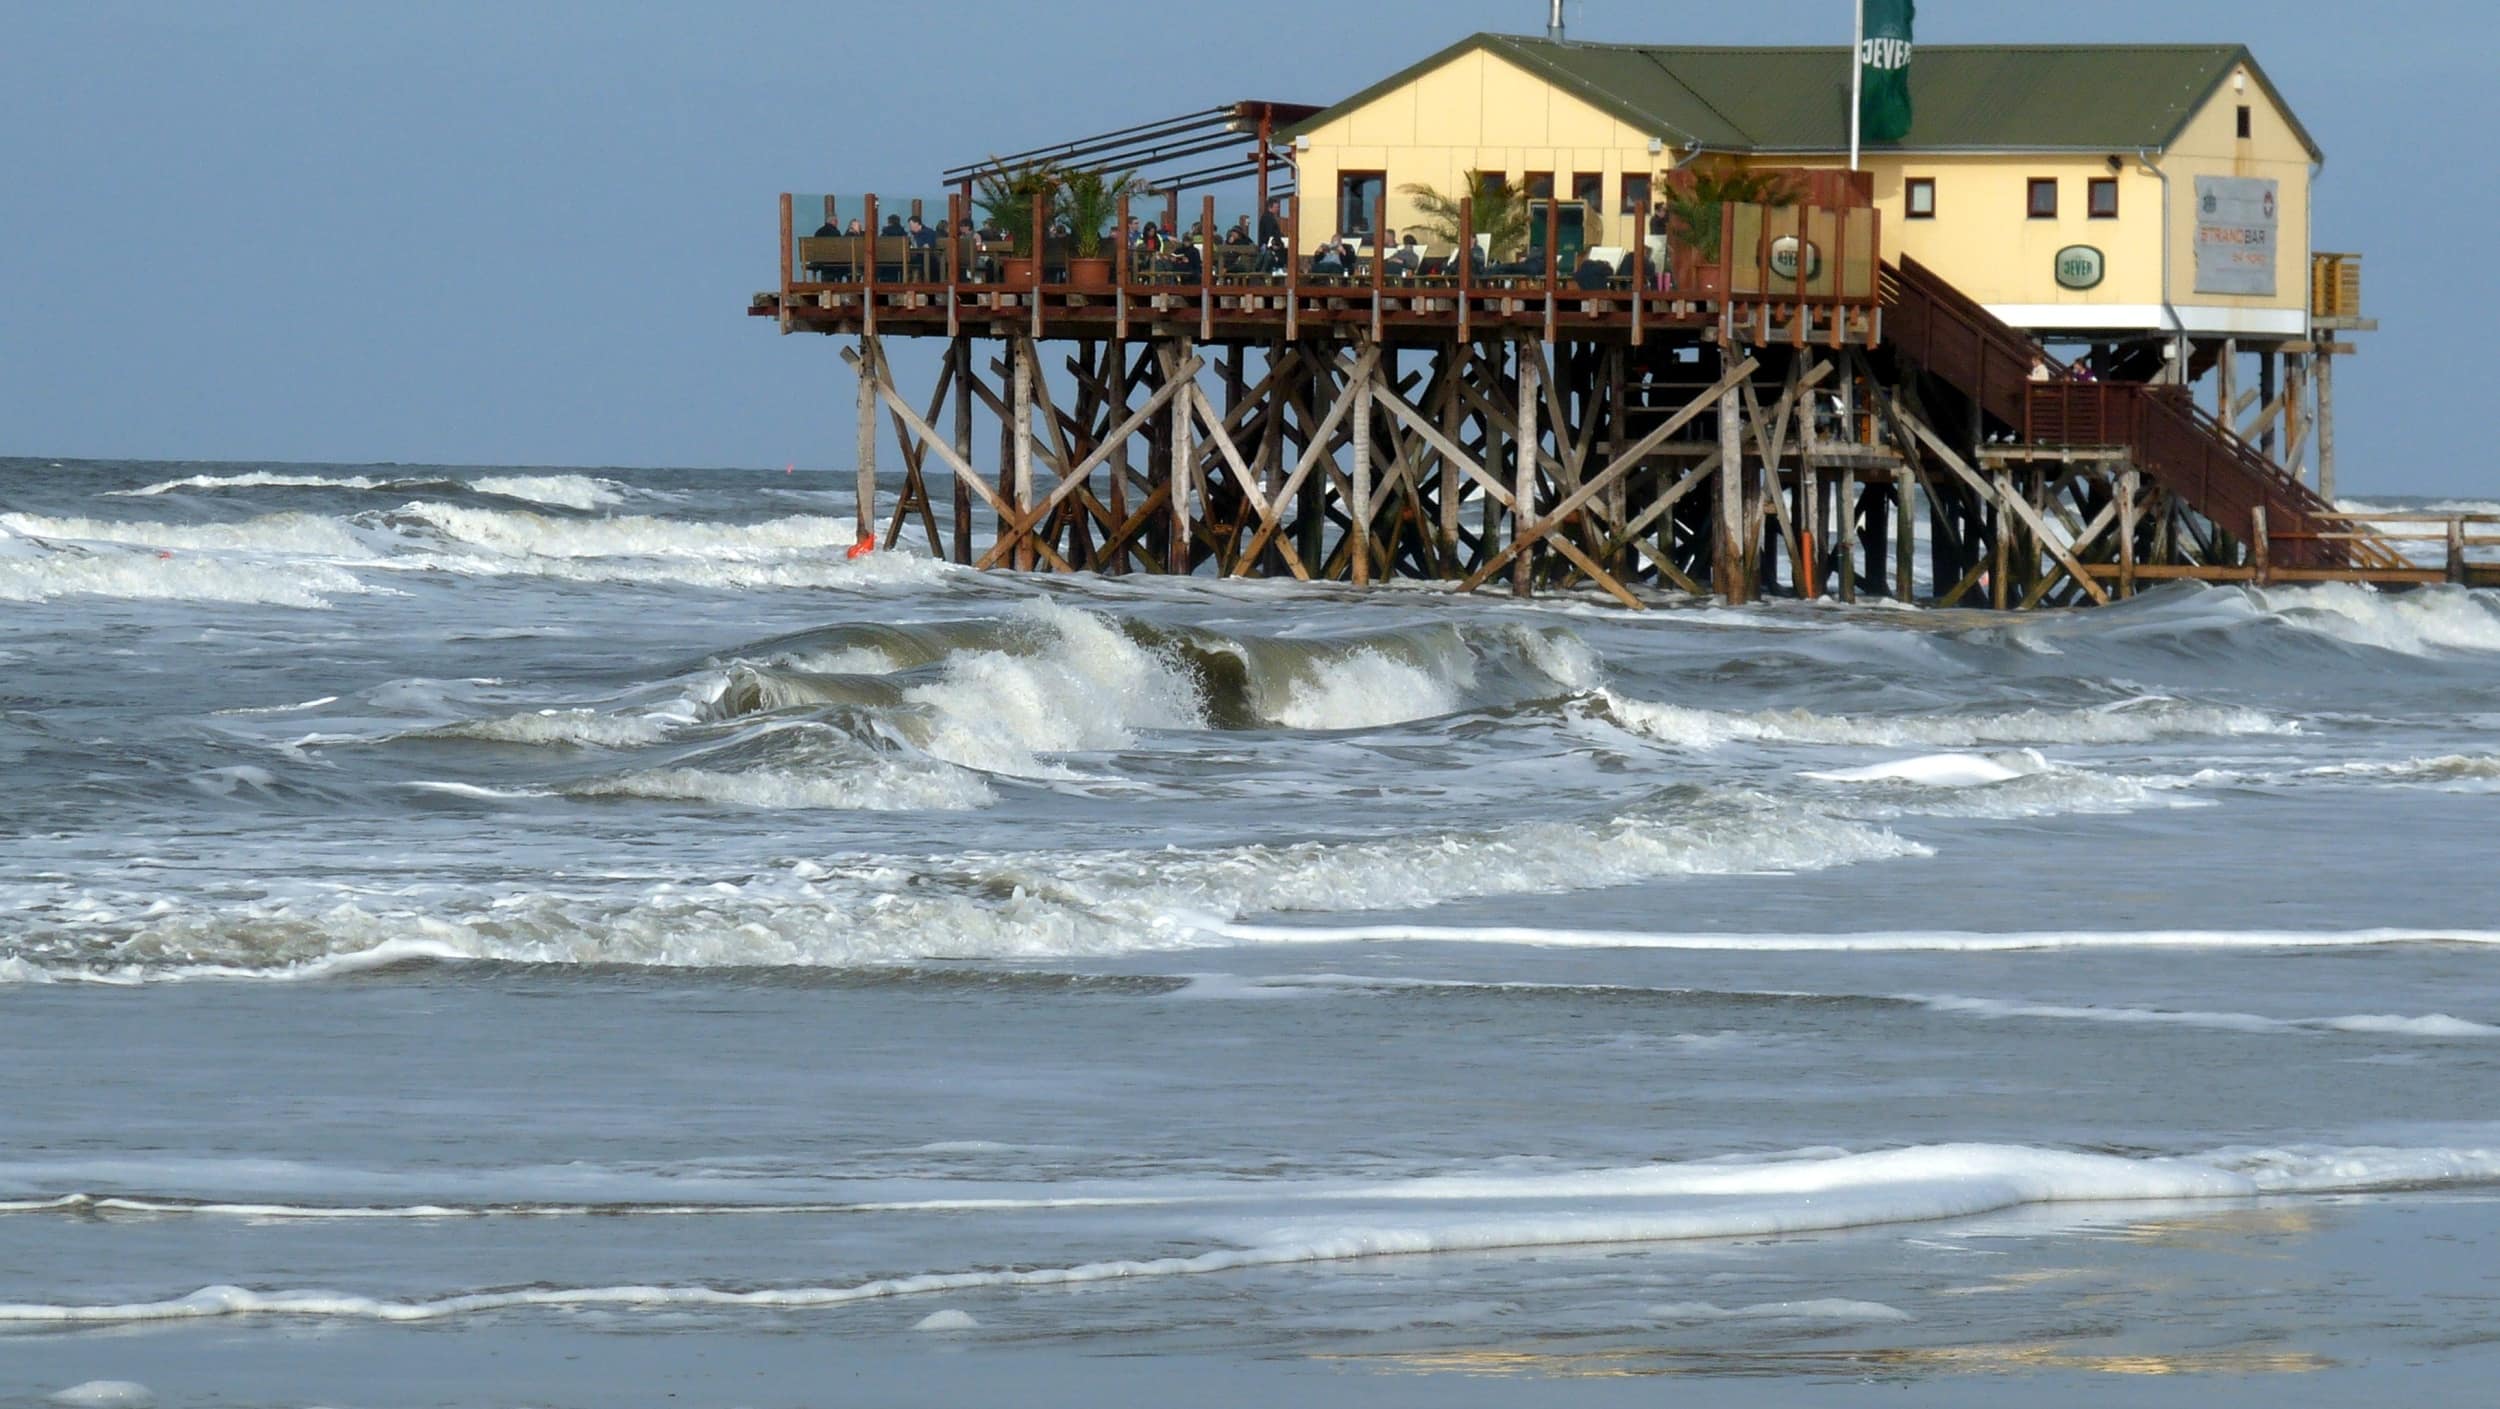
[1279,35,2323,163]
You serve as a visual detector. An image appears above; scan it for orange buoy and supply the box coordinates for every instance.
[846,538,875,560]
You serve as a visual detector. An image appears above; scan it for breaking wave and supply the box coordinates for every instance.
[6,1140,2496,1324]
[113,469,632,510]
[1584,689,2288,750]
[0,793,1925,981]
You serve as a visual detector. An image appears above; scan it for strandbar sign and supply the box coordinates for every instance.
[1858,0,1915,143]
[2194,176,2278,296]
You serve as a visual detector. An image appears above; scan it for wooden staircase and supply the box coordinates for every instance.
[1879,256,2405,572]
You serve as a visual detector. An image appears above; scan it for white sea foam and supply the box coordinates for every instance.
[411,708,676,750]
[1207,922,2500,953]
[468,474,627,510]
[2254,583,2500,655]
[46,1382,153,1408]
[2298,755,2500,791]
[0,800,1923,980]
[0,548,378,609]
[1802,751,2045,787]
[1,510,374,557]
[1591,689,2288,751]
[1907,994,2500,1039]
[1267,646,1467,730]
[1649,1299,1914,1322]
[914,1308,980,1331]
[899,602,1204,776]
[566,759,994,813]
[115,471,394,497]
[8,1140,2496,1325]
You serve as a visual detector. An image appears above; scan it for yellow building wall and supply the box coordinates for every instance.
[1290,48,1660,249]
[1772,154,2170,308]
[2159,61,2314,312]
[1293,48,2316,332]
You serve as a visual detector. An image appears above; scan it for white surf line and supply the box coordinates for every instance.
[1203,922,2500,953]
[8,1141,2500,1325]
[1905,995,2500,1038]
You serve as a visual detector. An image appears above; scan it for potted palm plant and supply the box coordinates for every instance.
[1659,163,1796,298]
[976,160,1062,287]
[1401,169,1531,263]
[1061,166,1142,291]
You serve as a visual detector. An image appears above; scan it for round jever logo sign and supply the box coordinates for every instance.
[2055,245,2105,290]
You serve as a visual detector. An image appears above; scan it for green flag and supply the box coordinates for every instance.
[1858,0,1915,143]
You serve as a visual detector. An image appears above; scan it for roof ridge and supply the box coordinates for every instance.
[1487,33,2242,55]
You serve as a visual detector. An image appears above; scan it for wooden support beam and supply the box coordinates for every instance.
[1889,394,2110,606]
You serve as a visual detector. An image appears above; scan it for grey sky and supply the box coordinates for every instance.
[2,1,2486,495]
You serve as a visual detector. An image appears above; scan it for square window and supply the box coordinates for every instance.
[1571,173,1603,209]
[2088,178,2118,219]
[1905,177,1936,219]
[2027,178,2058,219]
[2236,105,2252,139]
[1619,174,1651,217]
[1522,171,1554,200]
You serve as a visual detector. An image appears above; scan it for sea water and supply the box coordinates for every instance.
[3,458,2497,1405]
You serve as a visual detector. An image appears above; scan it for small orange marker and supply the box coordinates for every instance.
[846,538,875,560]
[157,550,174,559]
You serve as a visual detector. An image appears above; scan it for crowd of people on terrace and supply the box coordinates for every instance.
[803,194,1659,289]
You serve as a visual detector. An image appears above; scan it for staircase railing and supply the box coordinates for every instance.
[1880,256,2401,572]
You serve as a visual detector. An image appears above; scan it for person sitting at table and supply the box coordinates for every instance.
[1385,233,1422,278]
[1224,217,1252,246]
[1134,219,1163,258]
[880,214,906,237]
[905,216,937,250]
[1310,241,1347,277]
[1167,235,1203,283]
[812,213,841,237]
[845,218,865,235]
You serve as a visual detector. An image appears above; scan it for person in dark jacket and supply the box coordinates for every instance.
[905,216,937,249]
[881,214,906,237]
[812,213,841,237]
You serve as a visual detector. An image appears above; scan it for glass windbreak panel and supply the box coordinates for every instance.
[1842,208,1878,299]
[1337,171,1385,240]
[793,194,865,283]
[1727,203,1767,293]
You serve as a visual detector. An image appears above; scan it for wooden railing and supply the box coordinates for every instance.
[772,189,1884,347]
[1881,254,2393,572]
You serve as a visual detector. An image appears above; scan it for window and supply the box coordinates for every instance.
[1522,171,1554,199]
[2026,178,2058,219]
[2236,105,2252,139]
[1619,173,1651,216]
[2087,178,2119,219]
[1571,172,1603,211]
[1336,171,1384,240]
[1905,177,1936,219]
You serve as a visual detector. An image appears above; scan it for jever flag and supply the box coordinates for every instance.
[1859,0,1915,143]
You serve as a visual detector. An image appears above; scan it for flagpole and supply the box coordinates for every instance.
[1849,0,1863,171]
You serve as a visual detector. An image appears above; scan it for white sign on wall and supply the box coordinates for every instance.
[2193,176,2278,296]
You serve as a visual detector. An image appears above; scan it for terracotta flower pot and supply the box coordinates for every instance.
[1066,257,1114,292]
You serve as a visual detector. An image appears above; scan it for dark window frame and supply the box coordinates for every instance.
[1905,176,1936,219]
[1570,172,1603,213]
[2026,178,2059,219]
[1335,169,1386,240]
[1618,173,1652,217]
[2087,177,2119,219]
[2236,105,2253,139]
[1521,170,1555,200]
